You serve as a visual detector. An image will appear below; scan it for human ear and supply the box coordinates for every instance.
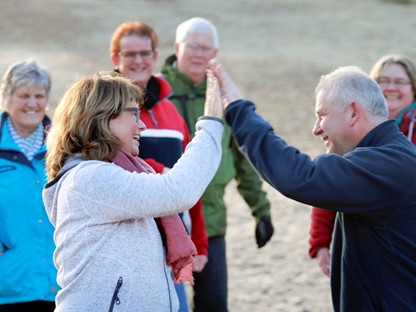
[111,54,120,68]
[349,102,360,126]
[152,49,159,62]
[174,43,180,56]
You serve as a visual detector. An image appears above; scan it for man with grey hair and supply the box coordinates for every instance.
[210,60,416,311]
[161,18,274,311]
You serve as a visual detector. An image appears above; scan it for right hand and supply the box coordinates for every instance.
[209,58,243,109]
[316,247,331,277]
[255,216,274,248]
[203,69,223,119]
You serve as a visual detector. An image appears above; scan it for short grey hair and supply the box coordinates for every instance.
[1,58,51,110]
[175,17,219,49]
[315,66,388,118]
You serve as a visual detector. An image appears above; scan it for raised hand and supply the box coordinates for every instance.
[204,69,223,119]
[208,58,243,109]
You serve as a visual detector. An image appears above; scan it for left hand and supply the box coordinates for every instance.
[316,247,331,277]
[255,216,274,248]
[203,69,223,119]
[193,254,208,272]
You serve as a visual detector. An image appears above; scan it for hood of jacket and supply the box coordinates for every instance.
[42,153,84,226]
[143,76,173,110]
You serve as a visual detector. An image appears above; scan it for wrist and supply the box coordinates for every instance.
[198,116,223,124]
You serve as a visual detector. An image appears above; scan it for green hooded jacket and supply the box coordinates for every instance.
[160,55,271,237]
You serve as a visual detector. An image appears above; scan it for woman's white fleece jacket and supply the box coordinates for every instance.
[42,118,223,312]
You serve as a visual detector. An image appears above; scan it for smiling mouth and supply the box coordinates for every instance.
[385,95,401,100]
[132,134,140,140]
[130,66,145,73]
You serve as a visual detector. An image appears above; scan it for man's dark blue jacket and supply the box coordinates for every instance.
[226,100,416,312]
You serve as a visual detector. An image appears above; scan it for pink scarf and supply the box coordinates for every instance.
[112,150,197,284]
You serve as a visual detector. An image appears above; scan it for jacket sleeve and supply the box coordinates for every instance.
[231,137,271,221]
[189,198,208,256]
[225,100,404,214]
[308,207,336,258]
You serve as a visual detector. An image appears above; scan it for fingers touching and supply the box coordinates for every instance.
[208,58,243,108]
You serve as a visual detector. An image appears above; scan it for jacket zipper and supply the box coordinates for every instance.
[407,111,416,141]
[162,250,173,312]
[148,109,158,127]
[108,276,123,312]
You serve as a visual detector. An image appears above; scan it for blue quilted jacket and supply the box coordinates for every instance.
[0,112,59,305]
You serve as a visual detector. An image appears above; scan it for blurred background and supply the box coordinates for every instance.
[2,0,415,310]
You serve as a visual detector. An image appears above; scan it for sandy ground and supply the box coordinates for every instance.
[2,0,416,311]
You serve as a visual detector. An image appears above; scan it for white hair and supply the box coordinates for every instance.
[315,66,388,119]
[175,17,219,49]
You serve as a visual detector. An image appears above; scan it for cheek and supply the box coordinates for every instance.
[319,119,328,131]
[108,119,118,137]
[145,61,155,72]
[403,88,415,101]
[38,99,47,110]
[8,101,24,115]
[118,59,130,72]
[181,50,193,61]
[9,96,23,108]
[130,122,137,133]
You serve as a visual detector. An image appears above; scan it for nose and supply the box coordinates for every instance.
[26,96,38,107]
[136,118,146,131]
[133,54,144,62]
[385,81,398,90]
[312,119,321,136]
[194,47,205,56]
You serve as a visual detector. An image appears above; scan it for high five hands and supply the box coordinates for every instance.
[204,58,243,118]
[208,59,243,111]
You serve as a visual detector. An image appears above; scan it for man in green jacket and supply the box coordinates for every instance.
[161,17,274,312]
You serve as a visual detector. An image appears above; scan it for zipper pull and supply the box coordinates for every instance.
[108,276,123,312]
[115,276,123,304]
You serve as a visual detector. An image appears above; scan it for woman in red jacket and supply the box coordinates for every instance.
[109,21,208,311]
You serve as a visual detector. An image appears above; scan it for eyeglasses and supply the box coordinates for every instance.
[185,42,215,54]
[124,107,140,123]
[119,50,154,61]
[377,77,412,87]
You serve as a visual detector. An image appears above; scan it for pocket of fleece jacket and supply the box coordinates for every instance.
[65,254,131,311]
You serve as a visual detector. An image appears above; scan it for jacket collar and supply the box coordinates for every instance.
[161,54,207,89]
[143,76,173,109]
[357,120,403,148]
[0,111,51,146]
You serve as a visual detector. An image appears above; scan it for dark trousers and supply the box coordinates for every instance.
[193,236,228,312]
[0,301,55,312]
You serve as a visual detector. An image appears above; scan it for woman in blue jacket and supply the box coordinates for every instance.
[0,59,59,311]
